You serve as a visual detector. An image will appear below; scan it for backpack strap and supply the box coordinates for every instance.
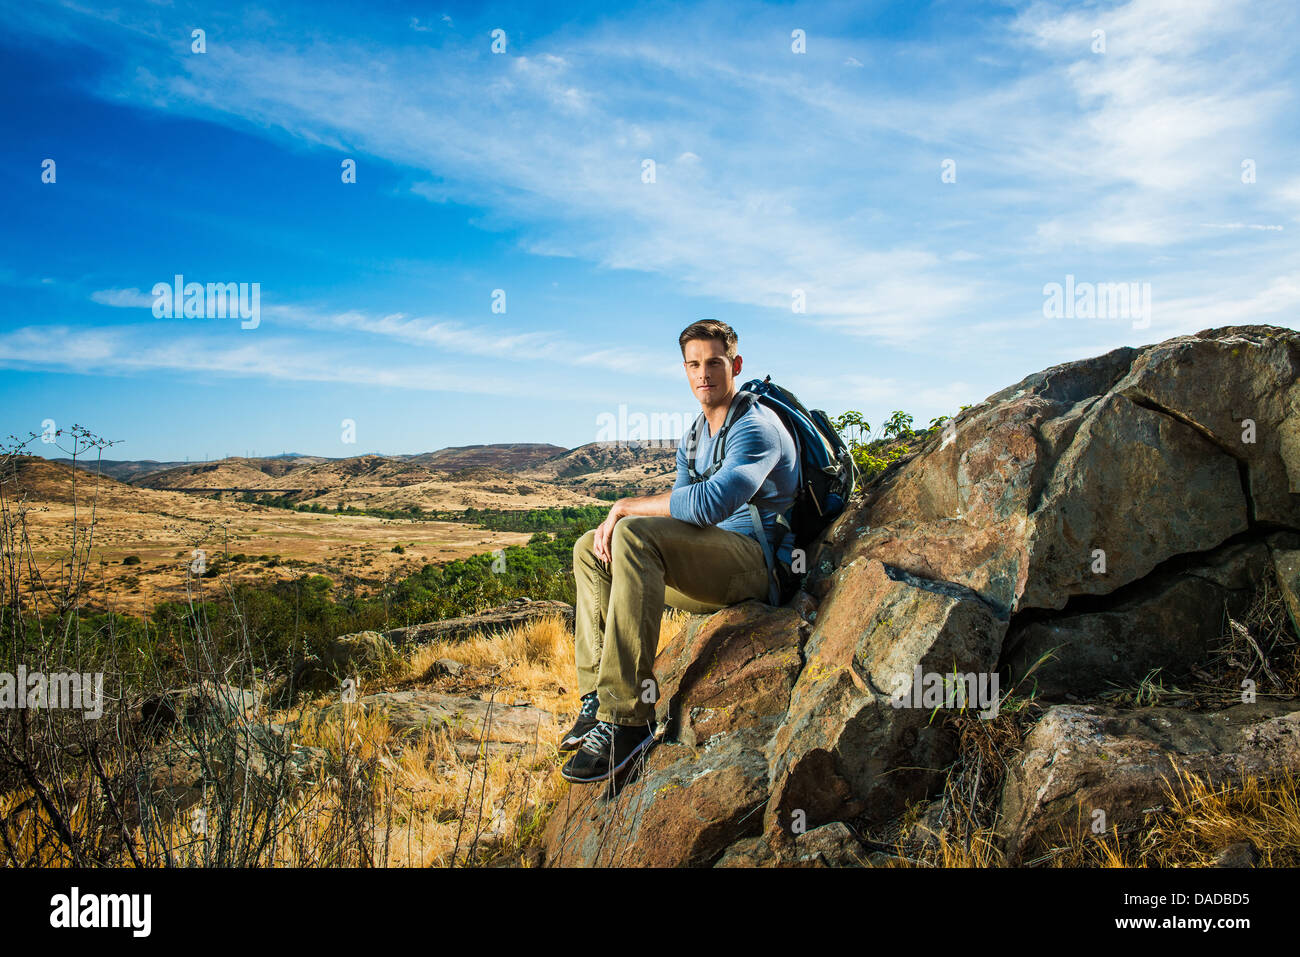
[746,502,779,605]
[748,502,796,605]
[686,392,758,482]
[683,413,705,481]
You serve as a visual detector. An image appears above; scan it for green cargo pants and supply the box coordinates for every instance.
[572,515,769,726]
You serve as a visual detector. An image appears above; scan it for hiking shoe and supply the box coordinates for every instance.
[558,691,600,752]
[561,720,656,783]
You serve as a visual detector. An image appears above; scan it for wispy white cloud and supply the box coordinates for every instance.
[90,287,155,308]
[262,303,677,376]
[82,290,678,377]
[15,4,996,343]
[1200,223,1285,231]
[1011,0,1298,245]
[0,322,581,397]
[1151,273,1300,330]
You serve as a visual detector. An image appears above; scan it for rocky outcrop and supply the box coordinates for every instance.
[998,702,1300,863]
[817,326,1299,618]
[382,598,574,646]
[542,325,1300,868]
[274,629,403,703]
[145,729,327,822]
[323,689,555,761]
[544,603,803,867]
[138,679,264,736]
[766,559,1004,832]
[273,599,573,705]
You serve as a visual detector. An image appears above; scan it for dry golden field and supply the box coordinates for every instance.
[3,455,601,616]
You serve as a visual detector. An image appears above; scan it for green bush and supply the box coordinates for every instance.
[835,406,968,485]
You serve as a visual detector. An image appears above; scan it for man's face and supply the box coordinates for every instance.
[682,338,742,409]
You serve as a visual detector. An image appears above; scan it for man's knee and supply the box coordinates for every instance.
[573,528,598,565]
[611,515,663,555]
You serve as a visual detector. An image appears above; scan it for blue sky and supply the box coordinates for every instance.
[2,0,1297,462]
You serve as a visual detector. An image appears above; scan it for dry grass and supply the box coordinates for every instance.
[244,610,688,867]
[0,609,692,868]
[1049,767,1300,867]
[257,608,693,867]
[878,767,1300,869]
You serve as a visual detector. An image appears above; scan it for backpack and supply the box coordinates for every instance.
[683,375,858,605]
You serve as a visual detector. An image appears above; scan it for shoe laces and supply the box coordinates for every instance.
[579,692,599,718]
[580,720,614,755]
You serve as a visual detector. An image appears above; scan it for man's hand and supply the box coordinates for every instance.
[593,499,626,564]
[592,490,676,564]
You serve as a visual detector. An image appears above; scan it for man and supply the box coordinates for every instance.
[560,319,799,783]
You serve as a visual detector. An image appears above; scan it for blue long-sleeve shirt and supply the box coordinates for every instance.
[669,395,799,565]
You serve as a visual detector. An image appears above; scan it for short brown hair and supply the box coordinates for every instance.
[678,319,738,359]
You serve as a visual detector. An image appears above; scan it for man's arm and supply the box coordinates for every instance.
[615,489,674,517]
[668,415,779,527]
[593,416,779,562]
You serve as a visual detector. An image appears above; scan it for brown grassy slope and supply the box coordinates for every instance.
[409,443,569,471]
[136,454,440,491]
[522,441,678,481]
[129,452,613,509]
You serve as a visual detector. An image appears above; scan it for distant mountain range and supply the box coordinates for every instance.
[50,444,563,484]
[46,441,680,498]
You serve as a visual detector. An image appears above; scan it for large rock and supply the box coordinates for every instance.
[1111,326,1300,527]
[816,326,1299,618]
[546,730,774,867]
[999,701,1300,862]
[1017,392,1247,610]
[653,601,807,746]
[138,680,263,734]
[143,723,327,824]
[766,558,1004,832]
[276,630,402,703]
